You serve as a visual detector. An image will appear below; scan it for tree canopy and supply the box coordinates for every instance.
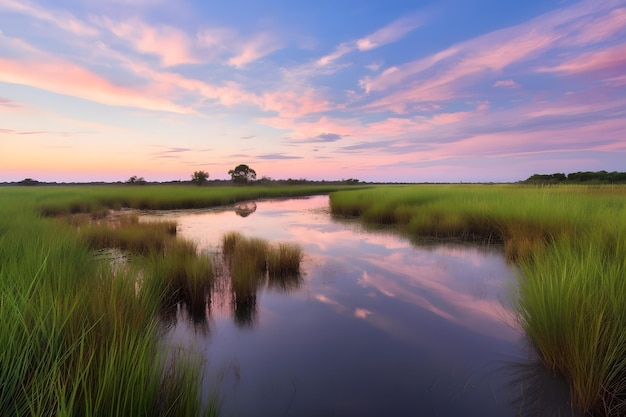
[191,170,209,185]
[228,164,257,184]
[126,175,146,185]
[522,171,626,184]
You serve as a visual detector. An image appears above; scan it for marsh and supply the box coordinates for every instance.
[141,195,570,416]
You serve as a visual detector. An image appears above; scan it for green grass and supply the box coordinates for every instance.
[8,182,624,415]
[145,239,214,315]
[0,184,327,416]
[221,232,303,294]
[267,243,303,278]
[329,184,626,416]
[35,184,358,216]
[77,214,177,255]
[0,218,203,416]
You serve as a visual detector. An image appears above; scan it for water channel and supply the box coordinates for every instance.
[142,195,572,417]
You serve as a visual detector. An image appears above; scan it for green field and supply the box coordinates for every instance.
[2,183,625,416]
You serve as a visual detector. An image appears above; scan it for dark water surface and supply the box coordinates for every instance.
[143,195,568,417]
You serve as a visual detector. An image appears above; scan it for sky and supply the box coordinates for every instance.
[1,0,625,183]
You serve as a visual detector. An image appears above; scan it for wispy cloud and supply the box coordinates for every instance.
[308,133,345,143]
[228,32,282,68]
[257,153,302,160]
[356,14,423,51]
[317,14,422,66]
[0,56,189,113]
[91,17,197,67]
[537,43,626,76]
[493,79,520,88]
[0,0,98,36]
[359,1,626,112]
[0,97,20,108]
[0,128,68,135]
[197,27,284,68]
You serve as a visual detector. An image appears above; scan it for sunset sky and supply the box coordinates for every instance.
[1,0,625,183]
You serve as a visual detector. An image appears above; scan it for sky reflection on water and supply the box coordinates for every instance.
[142,195,565,417]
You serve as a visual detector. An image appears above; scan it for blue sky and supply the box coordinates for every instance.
[1,0,625,182]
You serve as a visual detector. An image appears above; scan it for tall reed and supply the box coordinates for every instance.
[221,232,303,293]
[144,238,214,314]
[0,188,214,416]
[267,243,303,278]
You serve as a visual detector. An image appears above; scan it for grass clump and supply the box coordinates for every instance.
[78,214,177,255]
[145,239,214,314]
[222,233,269,294]
[516,229,626,415]
[268,243,303,277]
[221,232,303,294]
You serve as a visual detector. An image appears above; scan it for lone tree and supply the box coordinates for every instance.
[228,164,256,184]
[191,170,209,185]
[126,175,146,185]
[18,178,39,186]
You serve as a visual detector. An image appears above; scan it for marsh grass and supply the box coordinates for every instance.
[516,229,626,415]
[267,243,303,278]
[0,185,341,416]
[0,188,218,416]
[221,232,303,295]
[36,184,357,217]
[145,239,214,314]
[78,214,177,255]
[330,184,626,415]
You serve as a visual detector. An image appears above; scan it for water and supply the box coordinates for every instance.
[142,195,570,417]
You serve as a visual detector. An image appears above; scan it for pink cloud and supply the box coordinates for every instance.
[196,27,233,48]
[95,45,259,109]
[493,79,521,88]
[86,41,332,118]
[197,27,283,68]
[317,15,422,67]
[430,111,472,125]
[360,1,625,112]
[260,89,333,118]
[442,117,626,158]
[228,32,283,68]
[356,15,422,51]
[359,47,459,93]
[258,104,485,143]
[317,42,354,66]
[94,17,197,67]
[537,43,626,76]
[0,96,20,109]
[354,308,373,319]
[364,117,431,136]
[0,0,98,36]
[0,57,188,113]
[559,7,626,46]
[257,115,357,139]
[526,92,626,119]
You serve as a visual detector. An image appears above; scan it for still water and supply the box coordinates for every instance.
[143,195,564,417]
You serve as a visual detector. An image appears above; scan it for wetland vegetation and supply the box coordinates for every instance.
[0,184,338,416]
[329,184,626,416]
[2,183,625,415]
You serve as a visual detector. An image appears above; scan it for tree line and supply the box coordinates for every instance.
[7,164,363,186]
[522,171,626,184]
